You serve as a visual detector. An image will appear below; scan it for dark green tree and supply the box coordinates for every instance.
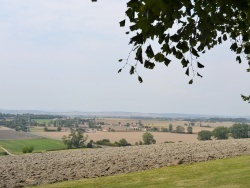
[187,126,193,134]
[230,123,250,139]
[197,130,212,141]
[176,125,185,133]
[142,132,156,145]
[118,138,131,146]
[62,129,88,149]
[212,126,229,140]
[169,124,173,132]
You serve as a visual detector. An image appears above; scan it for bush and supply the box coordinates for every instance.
[212,126,229,140]
[62,129,88,149]
[142,132,156,145]
[176,125,185,133]
[198,130,212,141]
[230,124,250,139]
[187,126,193,134]
[161,127,169,132]
[22,146,34,153]
[118,138,131,146]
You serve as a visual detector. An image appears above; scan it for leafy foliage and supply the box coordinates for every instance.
[212,126,229,140]
[62,129,88,149]
[142,132,156,145]
[230,123,250,139]
[198,130,212,141]
[176,125,185,133]
[187,126,193,134]
[22,146,34,153]
[119,0,250,82]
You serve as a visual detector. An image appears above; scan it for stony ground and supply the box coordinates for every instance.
[0,139,250,188]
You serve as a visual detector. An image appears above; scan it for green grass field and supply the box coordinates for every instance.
[35,155,250,188]
[31,119,53,124]
[0,138,67,154]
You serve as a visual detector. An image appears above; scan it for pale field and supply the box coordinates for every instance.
[0,126,12,130]
[33,131,198,144]
[99,118,236,127]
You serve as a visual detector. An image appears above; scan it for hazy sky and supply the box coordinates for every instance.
[0,0,249,116]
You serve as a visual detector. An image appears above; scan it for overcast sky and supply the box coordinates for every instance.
[0,0,249,116]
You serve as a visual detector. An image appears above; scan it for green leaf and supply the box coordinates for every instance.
[144,60,155,69]
[236,56,242,64]
[197,72,203,78]
[181,58,188,67]
[191,48,199,57]
[223,34,227,41]
[136,47,143,64]
[244,45,250,54]
[185,68,189,76]
[145,45,154,58]
[130,66,135,75]
[125,31,129,34]
[230,43,238,52]
[138,76,143,83]
[218,37,222,44]
[155,53,165,62]
[197,62,204,68]
[118,69,122,73]
[188,79,193,84]
[118,59,123,62]
[164,58,171,66]
[119,20,125,27]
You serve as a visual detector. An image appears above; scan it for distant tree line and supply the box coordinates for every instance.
[198,123,250,141]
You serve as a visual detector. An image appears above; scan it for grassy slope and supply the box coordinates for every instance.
[35,155,250,188]
[0,138,66,154]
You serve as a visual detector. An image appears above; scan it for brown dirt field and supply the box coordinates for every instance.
[98,118,239,127]
[0,130,40,140]
[35,131,198,143]
[87,132,198,143]
[99,118,190,127]
[0,139,249,187]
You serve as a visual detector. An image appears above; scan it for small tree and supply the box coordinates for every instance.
[57,126,62,132]
[176,125,185,133]
[62,129,88,149]
[118,138,130,146]
[22,146,34,153]
[142,132,156,145]
[212,126,229,140]
[169,124,173,132]
[187,126,193,134]
[86,140,94,148]
[230,124,250,139]
[197,130,212,141]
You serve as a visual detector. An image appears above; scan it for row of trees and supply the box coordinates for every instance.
[198,124,250,141]
[62,129,157,149]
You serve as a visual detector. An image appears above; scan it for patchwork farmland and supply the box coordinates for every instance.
[0,139,249,187]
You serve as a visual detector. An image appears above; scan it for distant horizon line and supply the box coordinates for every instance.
[0,108,249,118]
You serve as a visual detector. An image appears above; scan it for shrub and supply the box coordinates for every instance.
[212,126,229,140]
[176,125,185,133]
[198,130,212,141]
[230,124,250,139]
[22,146,34,153]
[187,126,193,134]
[142,132,156,145]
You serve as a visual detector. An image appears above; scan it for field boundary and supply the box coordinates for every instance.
[0,146,15,156]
